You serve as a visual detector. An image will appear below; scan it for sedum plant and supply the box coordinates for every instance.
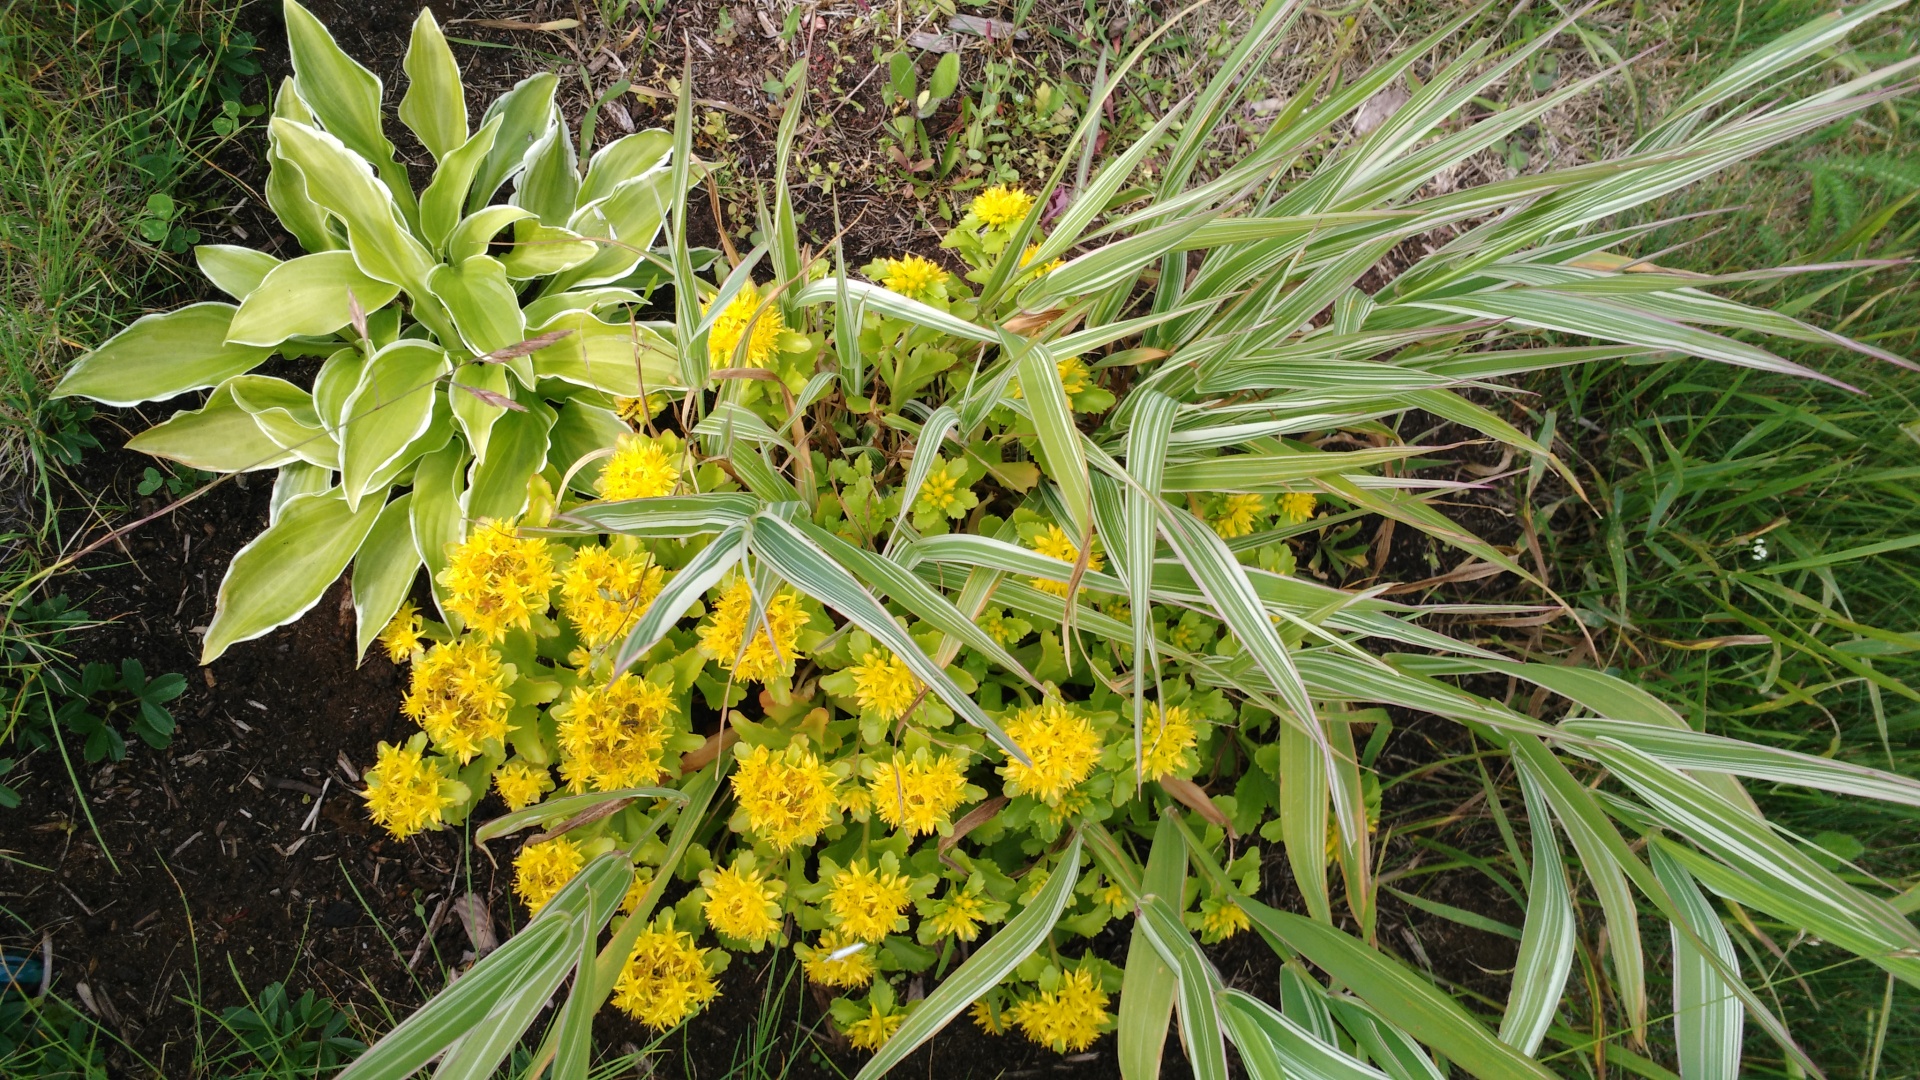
[53,0,701,663]
[78,2,1920,1080]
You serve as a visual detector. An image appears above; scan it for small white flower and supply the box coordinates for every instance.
[1750,538,1770,562]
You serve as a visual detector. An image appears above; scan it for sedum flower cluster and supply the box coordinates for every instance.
[356,187,1324,1056]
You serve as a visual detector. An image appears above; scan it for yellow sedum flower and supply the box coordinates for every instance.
[731,743,839,851]
[1010,969,1111,1052]
[619,868,656,914]
[1198,896,1252,942]
[826,859,912,943]
[697,578,808,684]
[439,520,556,641]
[869,752,972,837]
[800,929,875,988]
[1098,883,1130,915]
[845,1002,905,1052]
[1010,355,1091,400]
[1211,493,1266,539]
[705,282,784,367]
[378,600,423,663]
[917,468,962,516]
[971,998,1008,1035]
[1055,355,1091,397]
[999,700,1101,805]
[1138,704,1199,781]
[970,184,1033,228]
[1020,243,1064,276]
[839,783,873,817]
[402,639,514,764]
[558,545,664,649]
[702,860,782,946]
[493,759,553,811]
[513,836,584,914]
[361,738,456,839]
[876,254,945,298]
[1279,490,1318,524]
[848,649,921,722]
[612,916,718,1030]
[1028,524,1101,597]
[926,885,989,942]
[555,673,678,792]
[599,433,680,501]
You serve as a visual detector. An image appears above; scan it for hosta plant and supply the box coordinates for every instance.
[82,1,1920,1079]
[53,0,726,663]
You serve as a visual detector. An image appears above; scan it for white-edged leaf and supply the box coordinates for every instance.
[398,8,465,161]
[854,832,1084,1079]
[1136,895,1229,1080]
[55,304,271,407]
[1497,768,1574,1054]
[749,512,1023,760]
[612,524,746,672]
[1117,816,1185,1080]
[351,492,419,661]
[203,489,385,663]
[195,245,282,301]
[1650,845,1743,1080]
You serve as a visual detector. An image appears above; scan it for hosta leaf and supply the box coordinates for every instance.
[420,116,503,253]
[450,363,509,464]
[228,375,337,469]
[410,443,467,615]
[203,489,386,663]
[283,0,396,173]
[469,72,559,213]
[340,341,449,510]
[514,112,579,227]
[125,381,294,473]
[56,304,271,407]
[270,118,437,301]
[465,400,554,523]
[398,8,465,162]
[529,313,681,396]
[547,401,628,494]
[194,245,282,301]
[579,131,673,207]
[351,493,419,660]
[227,251,401,346]
[498,218,597,280]
[430,256,529,377]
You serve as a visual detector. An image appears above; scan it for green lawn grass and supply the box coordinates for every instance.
[1539,2,1920,1074]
